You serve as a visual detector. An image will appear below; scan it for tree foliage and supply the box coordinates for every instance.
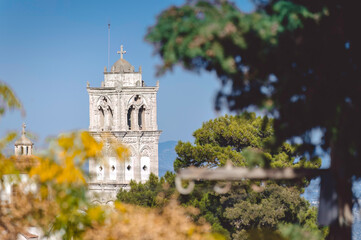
[175,113,320,171]
[118,114,325,239]
[146,0,361,168]
[0,81,23,116]
[118,172,176,208]
[147,2,359,236]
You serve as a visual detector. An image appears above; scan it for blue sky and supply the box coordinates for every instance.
[0,0,254,146]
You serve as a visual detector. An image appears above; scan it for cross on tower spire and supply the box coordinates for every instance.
[117,45,127,59]
[22,123,26,135]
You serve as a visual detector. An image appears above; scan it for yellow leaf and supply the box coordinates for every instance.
[81,132,103,157]
[114,201,127,213]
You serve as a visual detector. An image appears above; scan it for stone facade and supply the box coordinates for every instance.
[87,47,161,204]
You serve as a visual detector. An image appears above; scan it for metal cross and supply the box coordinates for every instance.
[117,45,126,59]
[22,123,26,135]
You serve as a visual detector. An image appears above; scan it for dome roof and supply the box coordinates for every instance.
[111,59,135,73]
[15,123,33,146]
[15,134,33,146]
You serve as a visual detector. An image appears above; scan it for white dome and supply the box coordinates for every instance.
[111,59,135,73]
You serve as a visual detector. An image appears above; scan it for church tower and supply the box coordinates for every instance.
[14,123,33,156]
[87,45,161,204]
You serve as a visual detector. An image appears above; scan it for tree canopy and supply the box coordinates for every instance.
[146,1,359,237]
[175,113,320,171]
[146,0,360,166]
[118,114,325,239]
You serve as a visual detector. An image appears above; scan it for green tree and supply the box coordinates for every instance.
[146,1,359,238]
[118,114,325,239]
[117,172,176,208]
[174,113,319,171]
[176,113,322,239]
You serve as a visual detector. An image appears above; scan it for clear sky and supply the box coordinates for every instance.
[0,0,254,147]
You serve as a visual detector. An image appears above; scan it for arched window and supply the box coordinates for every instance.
[140,154,150,182]
[105,105,113,130]
[98,96,114,131]
[138,105,145,130]
[127,106,135,130]
[98,106,105,131]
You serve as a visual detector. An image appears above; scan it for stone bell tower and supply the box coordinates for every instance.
[14,123,33,156]
[87,45,161,204]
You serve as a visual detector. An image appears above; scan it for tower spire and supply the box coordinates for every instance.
[107,22,111,71]
[22,122,26,135]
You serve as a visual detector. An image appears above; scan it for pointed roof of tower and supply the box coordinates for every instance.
[14,123,33,146]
